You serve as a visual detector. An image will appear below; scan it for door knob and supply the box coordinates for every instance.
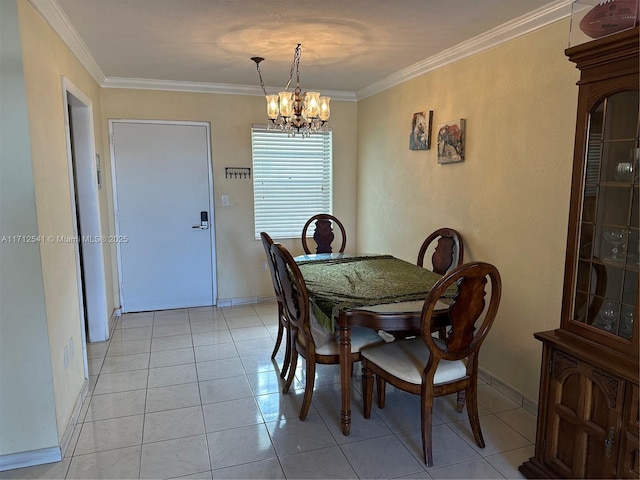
[192,211,209,230]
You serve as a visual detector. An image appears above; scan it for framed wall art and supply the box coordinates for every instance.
[409,110,433,150]
[437,119,465,164]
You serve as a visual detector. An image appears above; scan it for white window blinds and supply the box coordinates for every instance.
[252,126,333,239]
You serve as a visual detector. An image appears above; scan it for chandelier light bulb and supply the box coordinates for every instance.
[266,94,279,120]
[304,92,320,119]
[278,91,293,118]
[319,97,331,122]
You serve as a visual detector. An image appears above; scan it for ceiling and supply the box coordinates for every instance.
[32,0,573,99]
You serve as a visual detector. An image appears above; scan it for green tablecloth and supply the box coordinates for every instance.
[297,255,452,331]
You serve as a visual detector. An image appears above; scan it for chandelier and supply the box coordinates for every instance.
[251,44,330,137]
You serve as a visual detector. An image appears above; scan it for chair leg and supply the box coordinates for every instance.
[376,375,386,409]
[280,319,291,379]
[420,390,434,467]
[283,346,298,394]
[362,364,374,419]
[456,390,466,412]
[271,318,283,360]
[438,326,447,340]
[465,383,485,449]
[299,358,316,421]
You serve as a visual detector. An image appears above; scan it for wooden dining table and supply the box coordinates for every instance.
[294,253,453,435]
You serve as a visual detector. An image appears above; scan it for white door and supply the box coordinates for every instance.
[111,121,216,312]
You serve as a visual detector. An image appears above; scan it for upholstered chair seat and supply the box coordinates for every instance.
[315,326,382,356]
[360,337,467,385]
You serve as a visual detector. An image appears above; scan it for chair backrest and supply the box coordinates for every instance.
[301,214,347,254]
[420,261,501,364]
[270,243,315,351]
[417,228,464,275]
[260,232,284,303]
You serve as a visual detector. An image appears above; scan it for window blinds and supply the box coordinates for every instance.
[251,126,333,239]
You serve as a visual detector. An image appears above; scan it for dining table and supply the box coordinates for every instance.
[293,252,454,435]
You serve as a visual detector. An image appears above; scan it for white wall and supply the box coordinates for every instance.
[0,0,59,460]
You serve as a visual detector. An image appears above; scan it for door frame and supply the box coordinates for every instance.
[108,119,217,311]
[62,77,109,356]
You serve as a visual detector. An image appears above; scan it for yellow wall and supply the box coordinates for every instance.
[17,0,112,442]
[99,89,358,303]
[356,20,579,401]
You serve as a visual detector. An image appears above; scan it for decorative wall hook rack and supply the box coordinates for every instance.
[225,167,251,179]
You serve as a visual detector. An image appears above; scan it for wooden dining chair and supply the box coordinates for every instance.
[417,227,464,275]
[361,261,502,466]
[260,232,291,378]
[417,228,464,339]
[301,214,347,254]
[270,242,383,420]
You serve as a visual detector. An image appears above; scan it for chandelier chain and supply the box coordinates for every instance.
[285,43,302,93]
[253,60,268,96]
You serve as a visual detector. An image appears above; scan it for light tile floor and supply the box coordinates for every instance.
[2,304,536,480]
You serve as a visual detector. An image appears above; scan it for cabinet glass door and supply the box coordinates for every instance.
[573,90,639,339]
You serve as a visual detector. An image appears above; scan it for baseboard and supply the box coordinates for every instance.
[0,377,90,471]
[216,296,261,307]
[59,379,89,458]
[108,308,121,336]
[0,447,62,472]
[479,367,538,415]
[217,296,277,307]
[257,296,277,304]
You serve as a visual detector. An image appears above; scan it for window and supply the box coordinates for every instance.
[252,126,332,239]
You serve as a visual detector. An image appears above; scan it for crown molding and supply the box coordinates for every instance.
[102,77,357,101]
[28,0,105,85]
[356,0,574,100]
[31,0,571,102]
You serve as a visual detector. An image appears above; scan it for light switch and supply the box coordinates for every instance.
[222,195,229,206]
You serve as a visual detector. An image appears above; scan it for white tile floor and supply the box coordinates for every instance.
[2,304,536,479]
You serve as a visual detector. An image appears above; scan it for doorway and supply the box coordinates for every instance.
[110,120,216,312]
[63,78,109,358]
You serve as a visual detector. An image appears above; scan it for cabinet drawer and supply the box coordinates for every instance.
[621,430,639,479]
[620,384,640,479]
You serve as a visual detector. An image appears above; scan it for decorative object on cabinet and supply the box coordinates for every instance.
[519,25,639,480]
[570,0,639,46]
[437,119,465,164]
[409,111,433,150]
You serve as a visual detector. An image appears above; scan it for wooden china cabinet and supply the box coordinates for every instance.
[520,26,639,479]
